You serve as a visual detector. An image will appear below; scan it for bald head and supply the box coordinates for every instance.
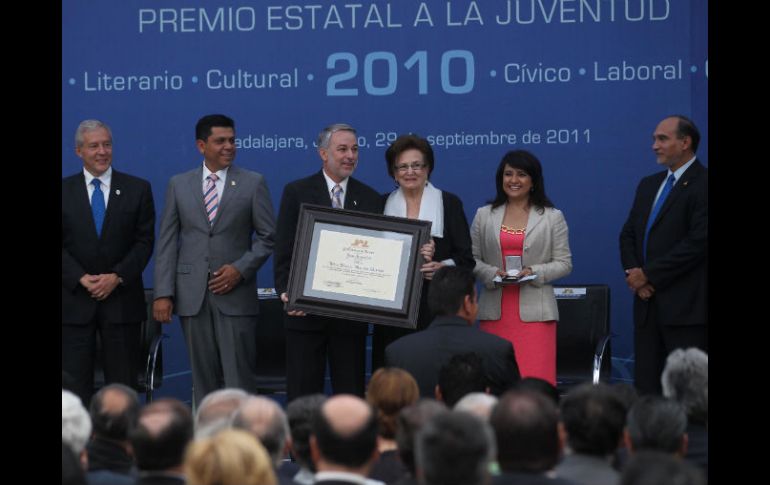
[312,394,378,470]
[195,388,248,438]
[89,384,139,441]
[232,396,289,467]
[130,399,193,472]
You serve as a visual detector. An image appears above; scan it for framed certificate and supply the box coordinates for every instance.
[285,204,432,329]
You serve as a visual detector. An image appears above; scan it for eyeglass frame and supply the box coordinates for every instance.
[394,162,428,173]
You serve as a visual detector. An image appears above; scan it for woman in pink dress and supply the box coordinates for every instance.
[471,150,572,385]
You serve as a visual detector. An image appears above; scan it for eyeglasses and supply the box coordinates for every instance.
[395,163,427,173]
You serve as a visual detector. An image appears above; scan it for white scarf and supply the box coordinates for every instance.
[384,181,444,238]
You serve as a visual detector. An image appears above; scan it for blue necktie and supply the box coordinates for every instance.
[643,173,676,257]
[91,178,106,236]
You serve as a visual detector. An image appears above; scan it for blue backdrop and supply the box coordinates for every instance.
[62,0,708,398]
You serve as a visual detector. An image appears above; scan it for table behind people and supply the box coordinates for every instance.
[471,149,572,386]
[372,134,475,371]
[273,123,384,403]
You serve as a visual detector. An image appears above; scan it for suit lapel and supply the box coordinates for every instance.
[313,171,334,207]
[70,173,100,239]
[648,161,703,228]
[187,167,209,224]
[490,204,504,249]
[526,205,544,235]
[100,170,124,238]
[214,166,240,228]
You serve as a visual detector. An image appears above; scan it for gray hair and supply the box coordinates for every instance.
[75,119,112,148]
[453,392,498,421]
[62,390,92,454]
[194,388,249,438]
[661,348,708,424]
[316,123,356,149]
[231,396,290,468]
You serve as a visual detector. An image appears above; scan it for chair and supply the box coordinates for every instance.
[554,284,612,393]
[253,291,288,394]
[93,289,167,402]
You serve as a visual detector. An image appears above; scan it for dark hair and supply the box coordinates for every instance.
[670,115,700,153]
[416,411,492,485]
[488,150,554,211]
[560,383,626,456]
[427,266,475,317]
[626,396,687,453]
[490,389,560,473]
[130,398,194,471]
[513,377,560,405]
[621,451,706,485]
[385,134,435,178]
[438,353,487,407]
[195,114,235,141]
[286,394,327,470]
[89,384,140,441]
[312,401,378,467]
[395,399,448,474]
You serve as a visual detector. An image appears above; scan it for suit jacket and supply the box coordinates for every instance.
[153,165,275,316]
[62,170,155,324]
[554,453,620,485]
[385,315,521,397]
[274,170,383,331]
[471,204,572,322]
[619,160,707,327]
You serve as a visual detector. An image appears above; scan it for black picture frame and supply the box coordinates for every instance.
[286,204,432,329]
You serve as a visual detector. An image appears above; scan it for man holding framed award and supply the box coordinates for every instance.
[274,123,384,402]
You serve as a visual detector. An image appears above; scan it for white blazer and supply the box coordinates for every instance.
[471,204,572,321]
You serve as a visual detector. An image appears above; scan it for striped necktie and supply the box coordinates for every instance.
[331,184,343,208]
[204,174,219,224]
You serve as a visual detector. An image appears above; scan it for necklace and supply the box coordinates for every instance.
[501,224,526,235]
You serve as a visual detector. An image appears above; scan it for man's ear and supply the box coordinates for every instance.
[434,384,443,402]
[309,435,321,466]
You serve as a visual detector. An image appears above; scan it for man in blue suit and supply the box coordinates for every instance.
[620,115,708,394]
[62,119,155,406]
[153,114,275,406]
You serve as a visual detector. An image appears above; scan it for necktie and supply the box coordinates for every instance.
[91,179,106,236]
[331,184,343,209]
[204,174,219,224]
[643,173,676,257]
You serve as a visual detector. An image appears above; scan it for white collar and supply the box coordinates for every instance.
[384,182,444,238]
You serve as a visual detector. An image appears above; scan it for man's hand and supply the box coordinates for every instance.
[208,264,243,295]
[82,273,120,301]
[153,297,174,323]
[624,267,648,291]
[636,284,655,301]
[281,292,306,316]
[420,261,445,280]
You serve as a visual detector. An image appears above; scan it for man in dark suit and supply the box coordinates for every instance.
[619,115,708,395]
[153,114,275,406]
[274,123,383,402]
[310,394,379,485]
[62,119,155,406]
[385,266,521,398]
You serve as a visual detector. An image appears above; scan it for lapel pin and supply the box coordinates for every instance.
[115,189,121,195]
[353,200,357,206]
[683,181,689,187]
[231,180,236,186]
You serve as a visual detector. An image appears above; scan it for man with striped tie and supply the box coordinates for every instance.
[153,114,276,406]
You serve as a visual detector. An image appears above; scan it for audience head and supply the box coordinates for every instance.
[560,383,626,457]
[194,388,248,438]
[453,392,498,421]
[231,396,290,468]
[185,428,277,485]
[311,394,378,471]
[620,450,706,485]
[490,389,561,473]
[129,398,193,472]
[62,390,92,457]
[661,347,708,425]
[89,383,140,442]
[366,367,420,439]
[625,396,688,455]
[437,352,487,406]
[395,399,448,475]
[416,411,493,485]
[286,393,327,471]
[514,377,560,405]
[427,266,477,321]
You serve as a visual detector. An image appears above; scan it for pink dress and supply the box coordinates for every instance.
[479,229,557,385]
